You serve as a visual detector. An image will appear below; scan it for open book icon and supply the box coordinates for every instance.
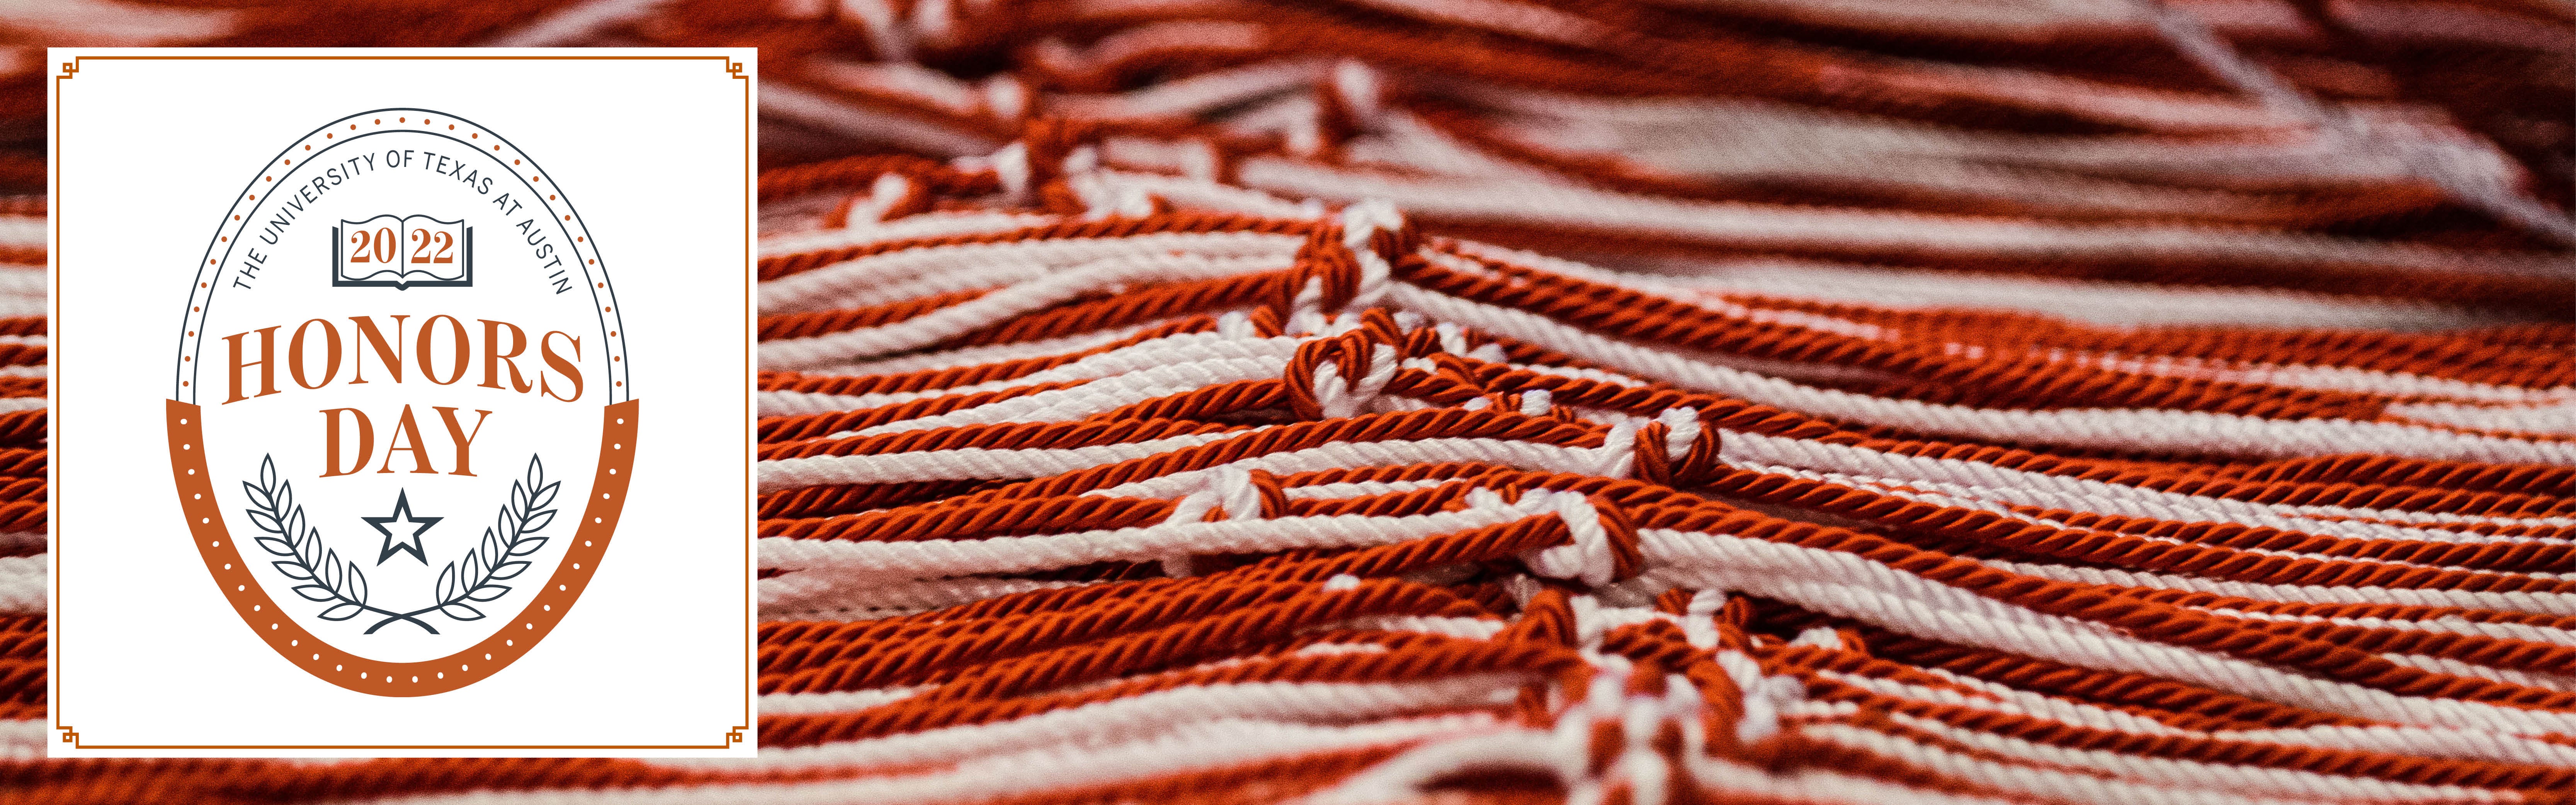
[333,214,472,289]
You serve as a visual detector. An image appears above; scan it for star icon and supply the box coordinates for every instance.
[363,490,441,565]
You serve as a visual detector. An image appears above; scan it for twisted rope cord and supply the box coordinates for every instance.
[15,2,2576,802]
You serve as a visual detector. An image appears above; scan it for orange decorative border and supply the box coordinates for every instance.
[52,53,754,752]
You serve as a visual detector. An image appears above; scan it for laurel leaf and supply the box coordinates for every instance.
[253,536,295,557]
[241,480,273,510]
[272,561,314,580]
[258,455,279,492]
[285,507,306,545]
[246,507,282,534]
[316,602,362,621]
[348,563,369,604]
[277,480,295,517]
[298,529,323,566]
[417,454,568,624]
[322,553,342,588]
[291,584,335,602]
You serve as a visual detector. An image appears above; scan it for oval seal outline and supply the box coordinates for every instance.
[166,108,637,696]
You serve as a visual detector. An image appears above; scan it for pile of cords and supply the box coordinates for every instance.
[5,0,2576,803]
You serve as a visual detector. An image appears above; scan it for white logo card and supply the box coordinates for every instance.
[48,49,757,757]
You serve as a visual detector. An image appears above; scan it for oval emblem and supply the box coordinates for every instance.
[167,109,634,696]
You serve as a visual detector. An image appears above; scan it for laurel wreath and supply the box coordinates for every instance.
[242,454,426,632]
[393,455,559,634]
[240,454,558,636]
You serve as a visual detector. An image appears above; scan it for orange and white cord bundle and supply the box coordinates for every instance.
[704,153,2576,803]
[5,0,2576,802]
